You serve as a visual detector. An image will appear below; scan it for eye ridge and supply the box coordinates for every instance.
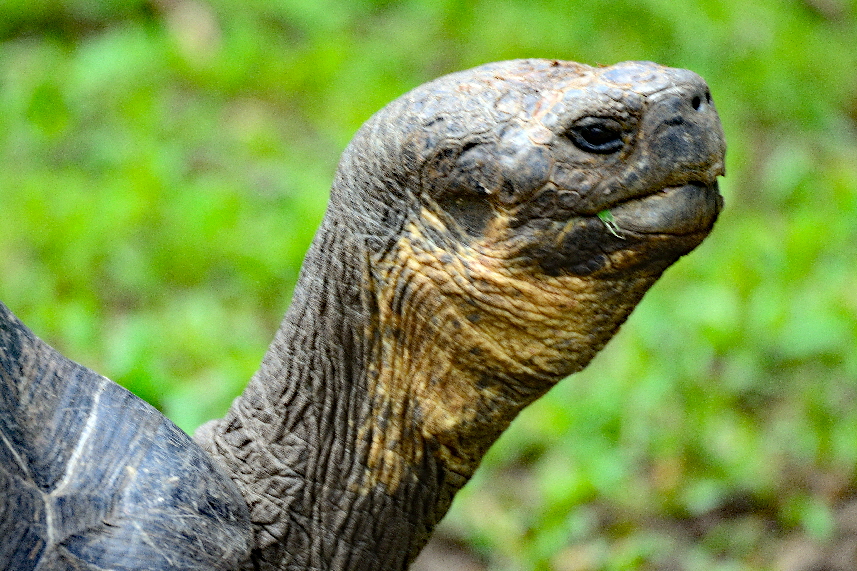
[567,117,625,154]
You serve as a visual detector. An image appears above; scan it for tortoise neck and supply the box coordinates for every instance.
[198,216,457,571]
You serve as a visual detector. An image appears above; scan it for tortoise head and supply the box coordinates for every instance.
[404,60,724,270]
[334,59,725,376]
[324,59,726,480]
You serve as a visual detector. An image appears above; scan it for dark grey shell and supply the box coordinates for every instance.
[0,302,251,570]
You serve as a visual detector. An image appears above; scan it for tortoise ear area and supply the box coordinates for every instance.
[422,131,553,200]
[434,193,497,238]
[420,140,503,238]
[421,141,502,197]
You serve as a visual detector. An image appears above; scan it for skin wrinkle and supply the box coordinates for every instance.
[420,216,555,316]
[456,241,583,329]
[400,241,543,377]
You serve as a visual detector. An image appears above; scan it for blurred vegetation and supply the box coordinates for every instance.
[1,1,856,569]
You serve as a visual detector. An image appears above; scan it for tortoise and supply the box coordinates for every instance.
[1,59,725,571]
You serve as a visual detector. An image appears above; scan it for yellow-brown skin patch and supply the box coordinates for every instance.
[360,207,658,491]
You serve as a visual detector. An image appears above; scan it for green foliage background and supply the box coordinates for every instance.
[1,1,855,569]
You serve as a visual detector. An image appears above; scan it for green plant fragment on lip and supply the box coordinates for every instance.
[597,209,625,239]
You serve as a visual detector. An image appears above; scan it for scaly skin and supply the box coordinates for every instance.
[195,59,726,570]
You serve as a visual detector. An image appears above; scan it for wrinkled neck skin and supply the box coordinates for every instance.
[196,213,395,570]
[197,213,454,571]
[196,201,664,571]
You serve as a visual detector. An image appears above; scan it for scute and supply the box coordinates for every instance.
[0,303,251,571]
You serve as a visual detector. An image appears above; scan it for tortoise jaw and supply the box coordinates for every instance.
[605,181,723,237]
[525,180,723,277]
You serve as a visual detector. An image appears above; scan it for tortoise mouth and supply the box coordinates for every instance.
[606,182,723,236]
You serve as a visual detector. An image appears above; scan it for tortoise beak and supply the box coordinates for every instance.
[609,181,723,236]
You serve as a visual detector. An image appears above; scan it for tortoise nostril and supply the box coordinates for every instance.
[691,91,712,111]
[691,95,702,111]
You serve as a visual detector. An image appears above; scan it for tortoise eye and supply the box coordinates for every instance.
[567,117,625,154]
